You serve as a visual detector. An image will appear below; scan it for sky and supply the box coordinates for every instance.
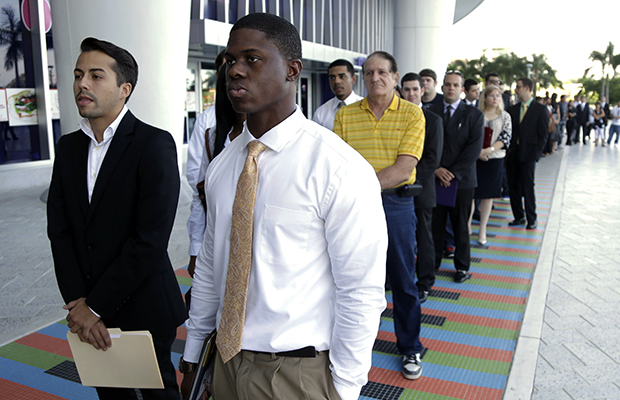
[451,0,618,82]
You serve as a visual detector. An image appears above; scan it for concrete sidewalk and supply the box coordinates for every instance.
[507,143,620,400]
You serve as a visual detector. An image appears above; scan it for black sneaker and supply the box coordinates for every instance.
[419,290,428,303]
[443,245,455,259]
[402,354,422,380]
[454,270,472,283]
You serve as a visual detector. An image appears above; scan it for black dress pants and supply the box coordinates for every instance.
[432,188,475,272]
[95,325,181,400]
[415,206,435,292]
[506,153,537,225]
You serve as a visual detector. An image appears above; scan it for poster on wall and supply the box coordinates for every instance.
[186,91,196,112]
[0,89,8,122]
[50,89,60,119]
[6,88,38,126]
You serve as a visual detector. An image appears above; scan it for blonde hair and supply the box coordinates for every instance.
[479,85,504,114]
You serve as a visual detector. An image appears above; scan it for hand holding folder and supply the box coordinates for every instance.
[67,328,164,389]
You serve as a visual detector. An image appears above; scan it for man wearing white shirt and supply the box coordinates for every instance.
[313,59,363,131]
[607,100,620,145]
[180,13,387,400]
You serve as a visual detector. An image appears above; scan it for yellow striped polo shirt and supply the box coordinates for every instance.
[333,94,425,186]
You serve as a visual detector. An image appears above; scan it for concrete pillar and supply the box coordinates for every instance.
[50,0,191,169]
[393,0,456,78]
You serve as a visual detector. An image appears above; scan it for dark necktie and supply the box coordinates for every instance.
[444,105,453,126]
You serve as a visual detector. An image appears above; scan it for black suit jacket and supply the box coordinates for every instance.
[507,100,550,163]
[602,102,611,124]
[47,111,187,336]
[502,93,512,110]
[429,101,484,189]
[415,109,443,208]
[577,102,590,125]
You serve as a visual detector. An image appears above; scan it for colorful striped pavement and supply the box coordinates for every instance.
[0,158,561,399]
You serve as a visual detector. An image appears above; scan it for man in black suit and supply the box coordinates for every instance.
[429,71,484,283]
[577,95,591,144]
[464,78,480,107]
[485,72,511,110]
[601,95,611,137]
[401,72,443,302]
[506,77,549,230]
[47,37,186,400]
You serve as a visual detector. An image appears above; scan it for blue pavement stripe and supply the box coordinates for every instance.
[0,356,97,399]
[379,321,517,351]
[478,242,541,251]
[371,352,507,389]
[431,280,529,298]
[37,322,71,341]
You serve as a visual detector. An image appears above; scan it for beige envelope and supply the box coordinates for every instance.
[67,328,164,389]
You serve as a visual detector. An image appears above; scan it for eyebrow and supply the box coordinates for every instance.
[74,67,107,74]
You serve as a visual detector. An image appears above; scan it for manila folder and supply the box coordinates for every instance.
[67,328,164,389]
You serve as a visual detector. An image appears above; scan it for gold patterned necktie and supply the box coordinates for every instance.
[216,140,267,363]
[520,103,528,122]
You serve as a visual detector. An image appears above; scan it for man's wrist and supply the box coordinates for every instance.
[178,356,198,373]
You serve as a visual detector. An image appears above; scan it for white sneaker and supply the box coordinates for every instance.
[402,353,422,380]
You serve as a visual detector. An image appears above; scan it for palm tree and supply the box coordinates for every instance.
[589,42,614,99]
[528,53,561,95]
[487,52,527,89]
[0,5,23,88]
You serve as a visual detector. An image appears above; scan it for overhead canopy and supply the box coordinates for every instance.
[454,0,485,23]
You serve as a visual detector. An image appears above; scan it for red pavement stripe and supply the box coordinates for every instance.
[481,246,539,255]
[175,268,191,278]
[375,331,513,363]
[176,326,187,341]
[474,259,536,269]
[470,272,531,285]
[423,308,521,331]
[447,289,528,305]
[368,367,503,400]
[490,234,542,243]
[0,378,68,400]
[15,332,73,358]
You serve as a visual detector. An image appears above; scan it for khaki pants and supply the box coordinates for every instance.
[212,350,342,400]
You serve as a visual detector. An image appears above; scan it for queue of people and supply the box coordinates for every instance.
[46,11,614,400]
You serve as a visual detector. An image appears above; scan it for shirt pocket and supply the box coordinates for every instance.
[259,205,313,266]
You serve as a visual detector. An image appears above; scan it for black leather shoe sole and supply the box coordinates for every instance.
[508,218,526,226]
[454,271,472,283]
[419,291,428,303]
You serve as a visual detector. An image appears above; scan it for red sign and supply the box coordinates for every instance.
[21,0,52,33]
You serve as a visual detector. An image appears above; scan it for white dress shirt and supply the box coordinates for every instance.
[79,105,129,202]
[186,106,217,255]
[186,105,217,190]
[313,91,364,131]
[184,107,387,400]
[187,130,232,256]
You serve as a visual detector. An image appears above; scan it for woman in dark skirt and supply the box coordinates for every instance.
[469,85,512,245]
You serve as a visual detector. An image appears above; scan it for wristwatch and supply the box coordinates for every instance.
[178,356,198,373]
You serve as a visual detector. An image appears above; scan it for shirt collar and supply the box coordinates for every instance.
[443,98,461,112]
[522,97,534,108]
[360,93,400,112]
[239,106,305,154]
[79,105,129,145]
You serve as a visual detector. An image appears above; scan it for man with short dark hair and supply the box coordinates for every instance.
[506,77,549,230]
[464,78,480,107]
[577,95,591,144]
[181,14,387,400]
[420,68,443,108]
[47,37,187,400]
[485,72,511,109]
[401,72,443,302]
[429,71,484,284]
[313,59,363,130]
[335,51,426,381]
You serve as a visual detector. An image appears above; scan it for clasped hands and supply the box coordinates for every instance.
[479,147,494,161]
[435,167,454,187]
[64,297,112,351]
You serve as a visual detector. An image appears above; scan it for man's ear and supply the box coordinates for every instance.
[119,82,132,101]
[286,59,303,82]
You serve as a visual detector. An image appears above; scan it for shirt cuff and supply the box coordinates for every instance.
[88,306,101,318]
[189,242,202,257]
[333,380,361,400]
[182,336,204,364]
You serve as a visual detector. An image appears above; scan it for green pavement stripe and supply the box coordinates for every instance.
[0,342,71,370]
[427,321,518,341]
[431,295,526,313]
[423,350,511,375]
[176,275,192,286]
[472,263,535,274]
[399,389,462,400]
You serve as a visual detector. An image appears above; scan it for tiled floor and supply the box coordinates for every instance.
[0,154,562,399]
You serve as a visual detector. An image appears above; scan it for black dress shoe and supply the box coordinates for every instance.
[454,270,472,283]
[508,218,526,226]
[526,220,538,229]
[419,290,428,303]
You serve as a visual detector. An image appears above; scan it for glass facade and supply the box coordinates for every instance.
[0,0,58,166]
